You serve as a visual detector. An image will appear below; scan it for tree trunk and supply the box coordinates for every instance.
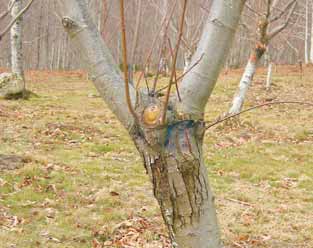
[310,0,313,63]
[183,52,192,73]
[305,0,311,64]
[134,121,221,248]
[228,59,257,115]
[0,0,25,98]
[178,1,246,119]
[60,0,245,247]
[228,43,266,115]
[266,62,273,91]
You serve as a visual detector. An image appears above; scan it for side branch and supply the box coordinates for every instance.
[60,0,137,130]
[268,1,297,40]
[119,0,138,121]
[270,0,297,23]
[162,0,187,123]
[0,0,35,40]
[177,0,246,120]
[206,101,313,129]
[0,0,16,20]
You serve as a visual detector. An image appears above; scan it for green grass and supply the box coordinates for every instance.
[0,67,313,247]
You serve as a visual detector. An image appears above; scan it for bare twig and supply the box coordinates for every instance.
[244,2,262,17]
[0,0,16,20]
[0,0,35,40]
[266,0,272,18]
[270,0,297,23]
[119,0,137,120]
[155,54,204,95]
[162,0,188,123]
[267,2,297,40]
[205,101,313,130]
[167,37,181,101]
[136,0,177,90]
[176,54,204,82]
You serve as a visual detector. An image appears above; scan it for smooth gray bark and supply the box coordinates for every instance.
[59,0,136,130]
[0,0,25,98]
[266,62,273,90]
[228,60,257,115]
[305,0,310,64]
[178,1,246,119]
[11,0,24,77]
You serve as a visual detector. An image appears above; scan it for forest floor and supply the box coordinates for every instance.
[0,65,312,248]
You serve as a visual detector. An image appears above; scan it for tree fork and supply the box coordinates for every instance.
[60,0,246,247]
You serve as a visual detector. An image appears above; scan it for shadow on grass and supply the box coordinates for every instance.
[0,154,30,171]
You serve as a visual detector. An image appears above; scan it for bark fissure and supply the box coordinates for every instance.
[133,119,221,247]
[60,1,246,247]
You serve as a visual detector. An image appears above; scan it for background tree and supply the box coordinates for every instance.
[228,0,297,116]
[0,0,35,98]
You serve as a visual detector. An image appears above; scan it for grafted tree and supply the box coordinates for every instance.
[228,0,297,116]
[60,0,245,247]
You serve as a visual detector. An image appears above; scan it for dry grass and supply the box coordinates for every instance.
[0,65,312,247]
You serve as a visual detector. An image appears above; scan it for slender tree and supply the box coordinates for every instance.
[228,0,297,116]
[0,0,35,98]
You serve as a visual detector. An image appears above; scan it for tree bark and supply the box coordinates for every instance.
[0,0,25,98]
[134,121,221,248]
[305,0,311,64]
[60,0,245,247]
[178,1,246,119]
[266,62,273,91]
[11,0,24,79]
[310,0,313,63]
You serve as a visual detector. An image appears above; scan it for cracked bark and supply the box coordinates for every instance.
[60,0,245,247]
[134,120,221,248]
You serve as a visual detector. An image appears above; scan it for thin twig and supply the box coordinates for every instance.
[162,0,188,123]
[0,0,16,21]
[155,54,204,94]
[0,0,35,40]
[119,0,137,120]
[176,53,204,82]
[151,1,178,94]
[224,198,254,207]
[167,37,181,101]
[136,0,177,90]
[205,101,313,130]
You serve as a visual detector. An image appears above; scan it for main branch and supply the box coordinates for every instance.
[177,0,246,120]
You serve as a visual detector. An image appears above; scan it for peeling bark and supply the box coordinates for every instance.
[134,119,221,248]
[60,0,245,247]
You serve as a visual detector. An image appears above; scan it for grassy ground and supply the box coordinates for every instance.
[0,65,312,248]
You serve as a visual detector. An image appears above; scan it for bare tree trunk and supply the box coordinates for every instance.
[266,62,273,91]
[0,0,25,98]
[183,51,192,73]
[178,1,246,119]
[305,0,311,64]
[228,56,260,115]
[310,0,313,63]
[60,0,245,247]
[35,0,44,69]
[134,122,221,248]
[227,1,297,115]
